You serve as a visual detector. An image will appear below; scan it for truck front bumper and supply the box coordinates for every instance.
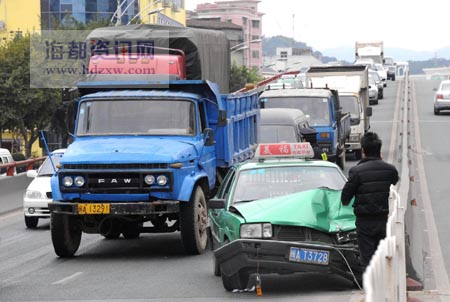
[215,239,361,281]
[48,200,180,216]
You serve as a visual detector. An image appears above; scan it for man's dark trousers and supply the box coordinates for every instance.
[356,217,387,269]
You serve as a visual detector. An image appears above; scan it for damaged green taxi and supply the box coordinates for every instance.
[208,143,362,291]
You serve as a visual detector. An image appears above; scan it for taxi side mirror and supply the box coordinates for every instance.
[208,198,226,209]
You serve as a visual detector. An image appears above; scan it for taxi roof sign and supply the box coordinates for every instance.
[255,143,314,159]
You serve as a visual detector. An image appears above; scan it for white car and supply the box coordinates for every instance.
[434,80,450,115]
[23,149,66,228]
[368,74,379,105]
[374,63,387,87]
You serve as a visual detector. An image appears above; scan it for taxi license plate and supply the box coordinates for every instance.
[77,203,110,215]
[289,247,329,265]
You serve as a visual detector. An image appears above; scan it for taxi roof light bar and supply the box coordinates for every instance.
[255,143,315,161]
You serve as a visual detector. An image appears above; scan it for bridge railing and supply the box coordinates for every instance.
[363,186,406,302]
[0,157,47,176]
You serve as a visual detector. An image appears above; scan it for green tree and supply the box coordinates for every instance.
[229,63,263,92]
[0,34,61,157]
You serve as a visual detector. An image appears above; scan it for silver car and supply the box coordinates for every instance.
[434,80,450,115]
[368,74,379,105]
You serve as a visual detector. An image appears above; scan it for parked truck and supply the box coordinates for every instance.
[48,25,259,257]
[355,41,384,64]
[305,65,372,159]
[259,87,351,169]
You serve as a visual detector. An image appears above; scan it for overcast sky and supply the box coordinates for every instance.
[186,0,447,52]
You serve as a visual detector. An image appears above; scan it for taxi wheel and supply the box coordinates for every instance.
[24,216,39,229]
[50,213,82,257]
[122,222,141,239]
[221,271,249,291]
[180,186,208,255]
[213,255,221,276]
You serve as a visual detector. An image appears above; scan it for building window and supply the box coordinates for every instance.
[242,17,247,25]
[251,20,260,28]
[251,35,259,41]
[252,50,259,59]
[280,51,288,58]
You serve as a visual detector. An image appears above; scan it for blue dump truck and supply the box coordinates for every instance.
[48,25,259,257]
[259,88,351,169]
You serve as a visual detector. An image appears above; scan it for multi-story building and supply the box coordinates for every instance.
[0,0,41,40]
[191,0,263,69]
[139,0,185,27]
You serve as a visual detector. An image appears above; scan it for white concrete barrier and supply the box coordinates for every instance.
[363,186,406,302]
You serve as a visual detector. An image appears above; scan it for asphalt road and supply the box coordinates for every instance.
[1,78,437,301]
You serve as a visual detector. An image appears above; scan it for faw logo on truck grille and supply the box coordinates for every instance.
[91,177,139,187]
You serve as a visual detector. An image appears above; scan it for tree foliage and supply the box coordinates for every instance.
[229,63,264,92]
[0,34,62,157]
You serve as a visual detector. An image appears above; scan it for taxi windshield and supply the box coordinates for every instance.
[232,165,346,203]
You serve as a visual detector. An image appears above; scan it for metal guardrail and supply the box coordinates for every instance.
[364,187,406,302]
[363,73,409,302]
[0,156,46,176]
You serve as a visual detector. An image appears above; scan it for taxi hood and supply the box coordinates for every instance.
[62,137,198,164]
[232,188,355,233]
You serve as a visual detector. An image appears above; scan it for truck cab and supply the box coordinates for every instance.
[259,88,350,169]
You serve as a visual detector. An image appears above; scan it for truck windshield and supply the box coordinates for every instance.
[260,125,298,143]
[232,166,346,203]
[77,99,196,136]
[339,96,360,120]
[263,97,331,126]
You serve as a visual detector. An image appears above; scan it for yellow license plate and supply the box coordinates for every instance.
[77,203,110,214]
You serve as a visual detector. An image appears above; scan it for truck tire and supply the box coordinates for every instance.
[221,271,250,291]
[24,216,39,229]
[180,186,208,255]
[122,222,141,239]
[50,213,82,257]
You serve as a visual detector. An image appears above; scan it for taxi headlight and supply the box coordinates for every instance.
[74,176,85,187]
[25,190,45,199]
[144,175,155,185]
[157,175,168,186]
[63,176,73,187]
[240,223,272,239]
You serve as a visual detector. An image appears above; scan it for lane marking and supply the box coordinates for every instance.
[0,208,22,221]
[52,272,83,285]
[411,80,450,291]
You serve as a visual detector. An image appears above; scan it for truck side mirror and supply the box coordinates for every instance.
[366,106,372,117]
[217,110,227,127]
[203,128,215,146]
[38,130,49,148]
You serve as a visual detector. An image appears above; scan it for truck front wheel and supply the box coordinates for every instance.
[50,213,82,257]
[180,186,208,255]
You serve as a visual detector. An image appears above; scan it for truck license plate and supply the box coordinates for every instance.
[77,203,110,214]
[289,247,329,265]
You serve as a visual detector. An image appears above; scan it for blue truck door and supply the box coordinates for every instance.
[198,101,216,189]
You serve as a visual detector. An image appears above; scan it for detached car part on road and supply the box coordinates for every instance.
[208,143,362,291]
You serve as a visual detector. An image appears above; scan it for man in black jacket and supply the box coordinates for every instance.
[341,132,399,270]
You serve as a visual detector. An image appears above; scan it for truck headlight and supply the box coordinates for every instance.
[25,190,45,199]
[240,223,272,239]
[157,175,168,186]
[74,176,85,187]
[144,175,155,185]
[63,176,73,187]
